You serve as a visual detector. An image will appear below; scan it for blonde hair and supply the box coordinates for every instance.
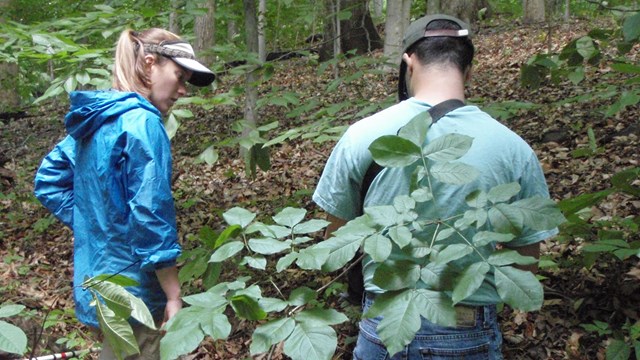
[112,28,181,96]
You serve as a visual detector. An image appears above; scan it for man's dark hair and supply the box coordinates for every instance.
[407,20,475,74]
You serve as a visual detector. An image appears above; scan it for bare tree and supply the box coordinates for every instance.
[194,0,216,66]
[383,0,411,69]
[523,0,546,24]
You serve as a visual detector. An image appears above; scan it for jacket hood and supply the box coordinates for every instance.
[65,91,161,140]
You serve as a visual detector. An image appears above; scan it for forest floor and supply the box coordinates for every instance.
[1,16,639,360]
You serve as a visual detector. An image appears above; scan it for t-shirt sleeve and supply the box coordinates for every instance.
[509,152,559,247]
[313,133,368,221]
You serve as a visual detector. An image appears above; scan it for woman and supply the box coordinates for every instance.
[34,28,215,359]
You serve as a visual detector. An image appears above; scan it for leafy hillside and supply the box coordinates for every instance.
[1,16,639,360]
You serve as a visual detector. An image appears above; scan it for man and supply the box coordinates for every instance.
[312,14,557,359]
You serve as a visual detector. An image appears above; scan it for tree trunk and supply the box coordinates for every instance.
[383,0,411,68]
[523,0,545,24]
[169,0,180,34]
[564,0,570,22]
[440,0,488,24]
[372,0,383,18]
[0,0,20,112]
[426,0,441,14]
[319,0,382,61]
[243,0,259,139]
[258,0,266,62]
[194,0,216,67]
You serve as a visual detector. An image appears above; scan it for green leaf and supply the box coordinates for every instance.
[293,219,330,234]
[209,241,244,262]
[423,134,473,162]
[283,322,337,360]
[414,289,456,326]
[487,249,538,266]
[160,322,204,360]
[76,72,91,85]
[473,231,515,246]
[365,205,401,227]
[163,113,179,140]
[0,320,27,355]
[248,238,291,255]
[487,182,521,204]
[623,12,640,42]
[182,292,227,310]
[364,234,393,262]
[200,313,231,340]
[276,252,299,272]
[92,281,133,319]
[250,317,296,355]
[223,207,256,228]
[171,109,193,118]
[196,145,219,165]
[230,295,266,321]
[365,290,420,356]
[606,339,631,360]
[273,207,307,227]
[313,220,372,272]
[288,287,317,306]
[96,299,139,359]
[398,112,430,147]
[243,255,267,270]
[0,304,25,318]
[127,294,156,330]
[490,197,565,233]
[389,225,413,249]
[494,266,543,311]
[83,274,139,288]
[369,135,422,168]
[576,36,596,60]
[373,261,420,291]
[452,262,490,304]
[465,190,488,208]
[430,162,479,185]
[294,308,348,327]
[433,244,473,265]
[214,224,242,248]
[296,246,331,270]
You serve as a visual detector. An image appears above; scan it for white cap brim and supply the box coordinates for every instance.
[163,42,216,87]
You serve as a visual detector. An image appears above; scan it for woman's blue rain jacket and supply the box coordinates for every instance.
[34,90,181,328]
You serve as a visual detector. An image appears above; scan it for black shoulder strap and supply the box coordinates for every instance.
[359,99,465,212]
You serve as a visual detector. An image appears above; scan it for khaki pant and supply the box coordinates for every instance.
[99,324,161,360]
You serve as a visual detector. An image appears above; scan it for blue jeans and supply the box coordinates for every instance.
[353,294,503,360]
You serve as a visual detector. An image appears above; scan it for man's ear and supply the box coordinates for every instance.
[464,65,473,83]
[402,53,414,75]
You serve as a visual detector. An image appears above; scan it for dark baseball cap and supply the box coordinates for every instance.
[398,14,471,101]
[402,14,471,54]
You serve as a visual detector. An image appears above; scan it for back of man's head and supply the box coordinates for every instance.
[398,14,475,100]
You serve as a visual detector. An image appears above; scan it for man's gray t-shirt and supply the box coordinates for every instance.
[313,97,557,305]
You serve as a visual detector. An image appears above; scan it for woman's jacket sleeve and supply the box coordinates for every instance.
[125,114,181,271]
[33,136,76,228]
